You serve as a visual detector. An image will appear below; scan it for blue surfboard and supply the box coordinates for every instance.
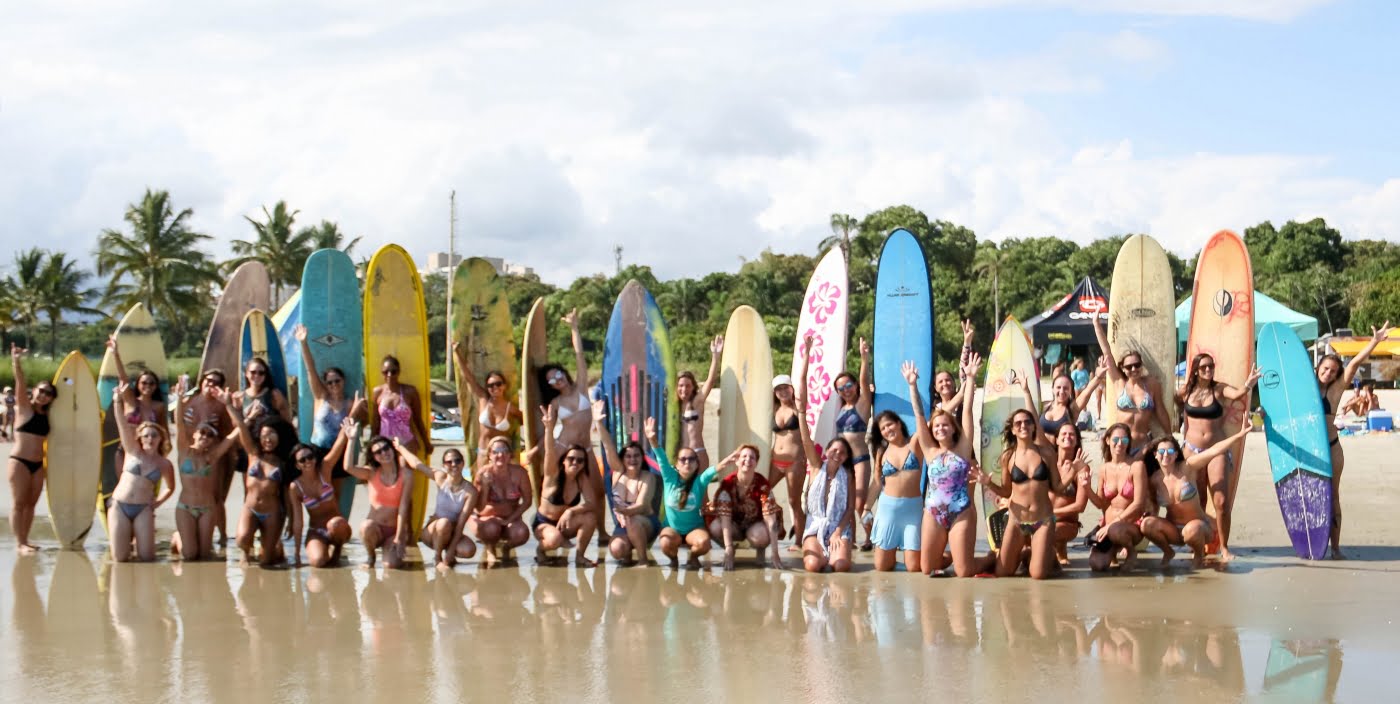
[240,310,288,399]
[600,280,676,530]
[273,290,302,383]
[873,228,934,436]
[1256,322,1332,560]
[299,249,365,517]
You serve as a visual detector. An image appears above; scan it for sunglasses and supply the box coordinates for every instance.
[1122,363,1142,371]
[443,457,464,466]
[372,445,394,455]
[248,369,267,377]
[36,387,55,397]
[382,368,400,375]
[1110,437,1131,445]
[836,381,856,392]
[1156,447,1178,456]
[678,456,698,464]
[564,455,586,464]
[1012,419,1035,428]
[486,381,505,389]
[295,454,317,464]
[325,377,344,386]
[1198,364,1215,371]
[548,372,566,383]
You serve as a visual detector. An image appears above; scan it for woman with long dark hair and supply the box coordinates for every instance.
[647,416,728,569]
[795,396,854,574]
[976,407,1063,579]
[6,345,54,554]
[341,424,415,569]
[1141,421,1252,569]
[535,403,599,567]
[677,335,723,468]
[1175,352,1259,563]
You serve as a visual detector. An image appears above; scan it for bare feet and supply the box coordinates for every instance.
[769,553,785,570]
[574,553,597,568]
[1159,545,1175,568]
[685,556,702,570]
[1217,547,1234,564]
[436,560,451,572]
[1122,550,1138,572]
[1330,547,1347,560]
[722,549,736,571]
[483,550,498,568]
[786,544,802,554]
[17,543,39,555]
[1191,550,1206,569]
[669,554,680,569]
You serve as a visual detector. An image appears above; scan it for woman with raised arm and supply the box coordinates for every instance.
[452,340,522,466]
[340,423,414,569]
[1048,423,1092,566]
[677,335,723,469]
[295,324,367,507]
[868,403,923,572]
[287,429,353,568]
[648,415,725,570]
[828,337,874,550]
[976,404,1064,580]
[470,436,533,567]
[171,377,241,561]
[1084,423,1152,572]
[1020,358,1105,446]
[933,320,977,416]
[1316,320,1392,559]
[6,345,56,553]
[108,384,175,562]
[396,443,477,570]
[911,355,987,577]
[1176,353,1260,563]
[535,403,599,567]
[594,399,658,567]
[795,393,854,573]
[183,367,235,546]
[538,308,605,544]
[770,371,806,551]
[1091,312,1171,458]
[224,390,292,566]
[105,335,168,427]
[1141,420,1253,568]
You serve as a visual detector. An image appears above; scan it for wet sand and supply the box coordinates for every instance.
[2,393,1398,701]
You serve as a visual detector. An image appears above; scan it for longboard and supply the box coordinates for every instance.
[299,249,364,517]
[978,316,1040,549]
[1257,322,1332,560]
[240,309,289,398]
[1108,234,1178,430]
[97,304,168,531]
[873,228,933,464]
[450,258,517,465]
[792,248,849,449]
[48,351,101,549]
[519,297,548,499]
[200,261,270,380]
[719,305,774,476]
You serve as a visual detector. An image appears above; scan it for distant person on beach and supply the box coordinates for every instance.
[1,385,14,440]
[677,335,723,469]
[1316,320,1393,560]
[7,345,56,554]
[1340,379,1381,417]
[1092,313,1172,457]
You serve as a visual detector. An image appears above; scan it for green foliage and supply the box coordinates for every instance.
[232,201,314,303]
[423,271,449,366]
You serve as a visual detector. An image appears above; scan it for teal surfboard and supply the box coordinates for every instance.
[299,249,365,517]
[873,228,934,459]
[240,309,288,398]
[1256,322,1332,560]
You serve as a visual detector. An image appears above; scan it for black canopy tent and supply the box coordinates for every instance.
[1024,276,1110,347]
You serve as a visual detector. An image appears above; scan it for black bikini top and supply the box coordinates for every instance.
[1183,395,1224,420]
[1011,460,1051,484]
[17,411,49,438]
[772,413,800,433]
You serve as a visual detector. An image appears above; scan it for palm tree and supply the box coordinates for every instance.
[232,201,313,304]
[658,278,703,325]
[819,213,858,259]
[37,252,101,356]
[0,278,17,349]
[96,189,220,327]
[8,248,47,349]
[300,220,362,255]
[974,241,1011,328]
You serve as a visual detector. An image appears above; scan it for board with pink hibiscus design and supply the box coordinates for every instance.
[791,248,849,449]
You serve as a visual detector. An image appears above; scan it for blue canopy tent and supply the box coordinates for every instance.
[1174,290,1319,345]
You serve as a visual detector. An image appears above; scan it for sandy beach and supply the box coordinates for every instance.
[1,391,1398,702]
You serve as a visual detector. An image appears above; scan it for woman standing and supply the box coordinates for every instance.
[769,373,806,551]
[831,338,874,550]
[224,391,292,567]
[595,400,658,567]
[538,308,604,544]
[6,345,55,554]
[452,340,522,465]
[536,404,598,567]
[182,368,234,546]
[1141,421,1252,568]
[677,335,723,468]
[647,416,724,569]
[105,335,168,426]
[399,445,478,570]
[108,387,175,562]
[171,378,240,561]
[1085,423,1151,572]
[1316,320,1392,559]
[976,408,1063,579]
[288,430,353,568]
[233,356,293,424]
[470,436,533,566]
[341,425,415,569]
[1175,353,1260,563]
[908,357,986,577]
[795,396,854,573]
[1091,313,1172,458]
[295,325,366,507]
[370,354,433,461]
[1048,423,1092,566]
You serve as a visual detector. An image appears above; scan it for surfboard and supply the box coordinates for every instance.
[363,244,432,537]
[272,289,302,389]
[519,297,548,499]
[719,305,774,477]
[240,309,289,398]
[1257,322,1331,560]
[1108,234,1178,430]
[48,351,101,549]
[299,248,364,517]
[201,261,270,381]
[450,258,517,464]
[600,280,676,527]
[873,228,934,450]
[978,316,1041,549]
[792,248,849,449]
[1186,229,1254,552]
[96,303,168,532]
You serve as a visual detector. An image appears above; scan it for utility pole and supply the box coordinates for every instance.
[446,190,457,382]
[613,244,623,276]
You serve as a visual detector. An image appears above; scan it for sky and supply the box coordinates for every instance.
[2,0,1397,286]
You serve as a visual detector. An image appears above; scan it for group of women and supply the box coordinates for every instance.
[3,305,1394,574]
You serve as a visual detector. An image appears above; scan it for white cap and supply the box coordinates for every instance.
[772,374,793,389]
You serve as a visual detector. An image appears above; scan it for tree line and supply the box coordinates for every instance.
[3,190,1396,383]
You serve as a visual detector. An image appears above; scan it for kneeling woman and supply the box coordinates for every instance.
[977,407,1064,579]
[796,396,854,573]
[341,424,415,568]
[646,416,722,569]
[225,392,292,566]
[288,431,353,567]
[908,358,987,577]
[172,378,240,561]
[595,400,659,566]
[869,406,922,572]
[109,387,176,562]
[1141,420,1252,568]
[400,444,478,570]
[1085,423,1152,572]
[469,436,533,566]
[535,405,599,566]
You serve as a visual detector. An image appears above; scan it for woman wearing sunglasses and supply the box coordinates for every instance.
[295,324,367,509]
[341,422,415,568]
[1141,419,1253,569]
[1084,423,1150,572]
[171,376,241,561]
[398,443,478,570]
[1175,353,1260,564]
[830,337,874,550]
[646,415,729,570]
[470,436,534,567]
[7,345,56,554]
[535,403,599,567]
[370,355,432,464]
[451,340,521,467]
[976,407,1064,579]
[108,384,176,562]
[287,429,352,568]
[1091,313,1171,459]
[182,367,236,545]
[234,356,292,424]
[105,334,168,427]
[537,308,606,544]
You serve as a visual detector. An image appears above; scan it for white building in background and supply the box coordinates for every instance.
[421,252,534,278]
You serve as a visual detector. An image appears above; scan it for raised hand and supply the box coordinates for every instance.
[562,308,579,329]
[106,334,119,351]
[591,398,607,424]
[710,335,724,357]
[901,361,919,385]
[294,324,308,342]
[962,353,983,379]
[1245,365,1262,387]
[802,335,814,360]
[1374,320,1393,339]
[11,343,25,359]
[644,416,658,444]
[961,319,974,345]
[540,404,555,426]
[858,337,870,360]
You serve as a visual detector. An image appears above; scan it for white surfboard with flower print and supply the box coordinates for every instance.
[791,248,849,448]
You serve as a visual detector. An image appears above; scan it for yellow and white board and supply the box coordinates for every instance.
[48,351,101,550]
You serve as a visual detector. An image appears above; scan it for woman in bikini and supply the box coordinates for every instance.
[470,436,533,566]
[1141,420,1252,568]
[794,395,854,574]
[396,443,477,570]
[909,356,987,578]
[1021,359,1105,446]
[594,400,659,567]
[6,345,55,554]
[976,407,1063,579]
[831,338,874,550]
[233,356,293,424]
[706,442,785,571]
[868,405,922,572]
[171,377,240,561]
[769,373,806,552]
[933,320,977,415]
[1091,312,1172,458]
[1048,423,1092,566]
[677,335,723,468]
[538,308,605,544]
[295,324,367,508]
[452,340,522,466]
[1175,353,1260,563]
[105,334,168,427]
[288,428,353,568]
[341,426,415,568]
[183,368,235,546]
[1316,320,1392,559]
[536,403,598,567]
[647,415,727,570]
[108,386,176,562]
[224,391,292,566]
[1085,423,1152,572]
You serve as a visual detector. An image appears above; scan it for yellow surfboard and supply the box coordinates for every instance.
[363,245,432,538]
[519,297,548,499]
[48,351,101,550]
[96,303,168,532]
[1108,234,1178,430]
[719,305,774,476]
